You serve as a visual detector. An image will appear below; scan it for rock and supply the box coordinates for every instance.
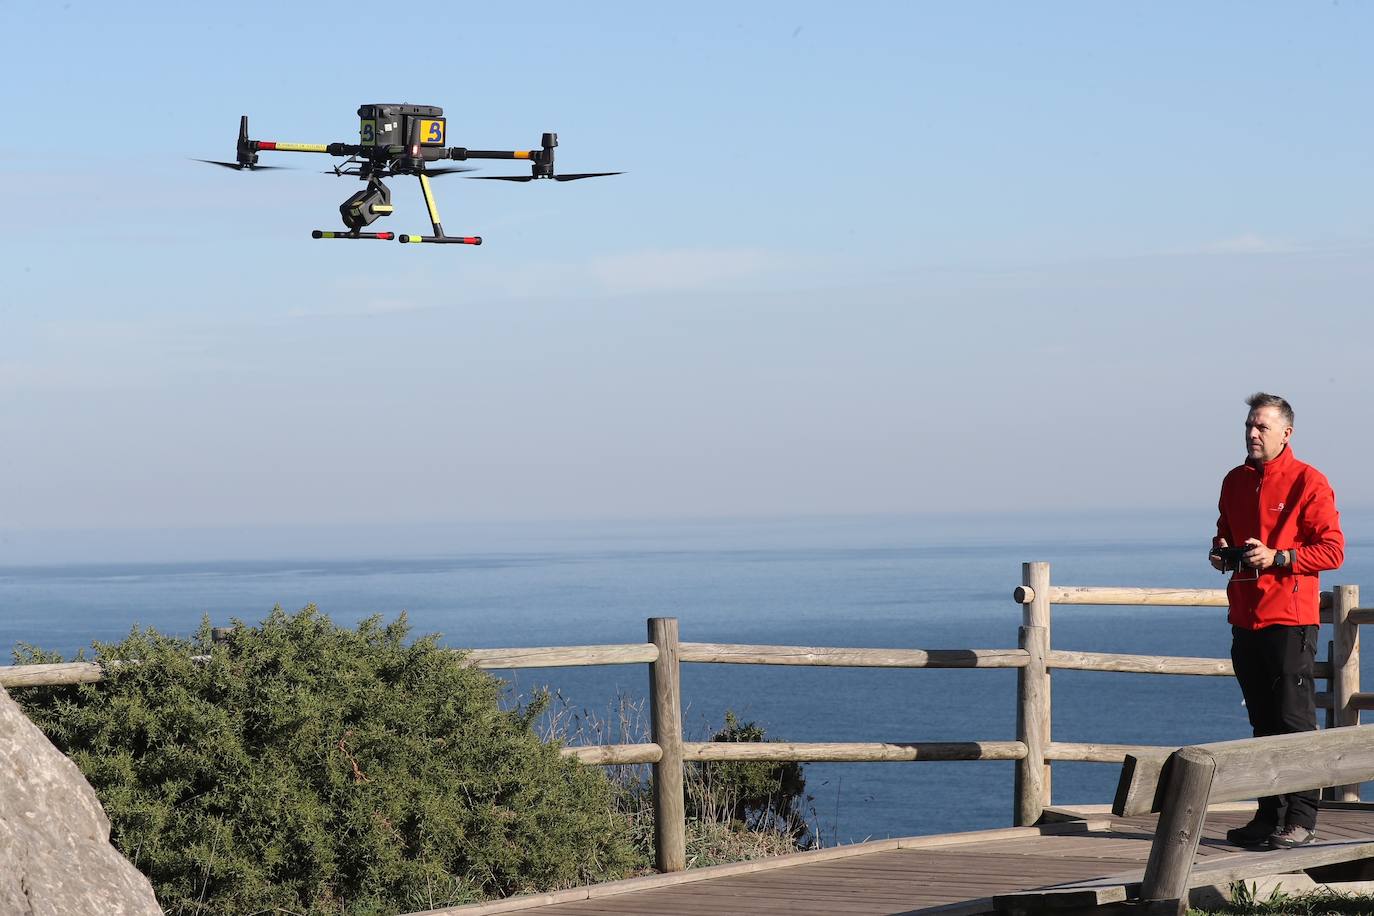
[0,685,163,915]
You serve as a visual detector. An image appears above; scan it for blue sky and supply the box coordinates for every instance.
[4,2,1373,549]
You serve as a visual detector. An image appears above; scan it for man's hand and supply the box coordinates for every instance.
[1210,539,1229,571]
[1244,537,1277,569]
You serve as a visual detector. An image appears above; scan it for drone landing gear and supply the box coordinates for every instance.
[312,230,395,240]
[398,173,482,246]
[399,234,481,245]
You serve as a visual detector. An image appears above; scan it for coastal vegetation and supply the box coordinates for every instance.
[11,607,809,915]
[1193,881,1374,915]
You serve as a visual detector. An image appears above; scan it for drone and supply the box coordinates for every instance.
[197,104,620,245]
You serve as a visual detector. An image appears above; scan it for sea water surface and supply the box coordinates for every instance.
[4,510,1373,844]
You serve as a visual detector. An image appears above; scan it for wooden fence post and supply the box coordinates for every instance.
[1015,561,1051,825]
[1332,584,1361,801]
[648,617,686,872]
[1138,748,1216,915]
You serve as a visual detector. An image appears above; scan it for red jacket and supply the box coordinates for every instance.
[1216,446,1344,629]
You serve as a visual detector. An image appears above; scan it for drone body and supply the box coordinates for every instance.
[198,104,619,245]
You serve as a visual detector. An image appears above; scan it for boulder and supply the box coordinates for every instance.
[0,685,162,915]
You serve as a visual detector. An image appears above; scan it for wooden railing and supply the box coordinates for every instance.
[2,562,1367,875]
[1114,728,1374,914]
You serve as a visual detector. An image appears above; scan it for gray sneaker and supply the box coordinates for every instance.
[1269,824,1317,849]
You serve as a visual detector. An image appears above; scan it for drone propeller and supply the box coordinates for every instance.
[192,158,293,171]
[468,171,621,182]
[422,165,479,177]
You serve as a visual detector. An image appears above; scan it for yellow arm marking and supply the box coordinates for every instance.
[419,174,441,226]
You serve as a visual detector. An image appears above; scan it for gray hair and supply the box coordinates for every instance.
[1247,392,1294,428]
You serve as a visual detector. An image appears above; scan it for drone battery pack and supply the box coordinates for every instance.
[358,104,445,148]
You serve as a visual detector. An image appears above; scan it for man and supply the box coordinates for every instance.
[1212,392,1344,850]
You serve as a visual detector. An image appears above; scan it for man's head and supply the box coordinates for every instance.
[1245,392,1294,464]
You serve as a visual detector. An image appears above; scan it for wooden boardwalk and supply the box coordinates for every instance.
[426,806,1374,916]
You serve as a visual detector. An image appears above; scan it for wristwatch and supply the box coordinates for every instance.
[1275,549,1291,568]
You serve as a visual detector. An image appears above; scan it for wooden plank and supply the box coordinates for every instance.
[995,882,1129,912]
[0,661,104,687]
[677,642,1029,668]
[464,644,657,669]
[1047,586,1228,607]
[1023,586,1333,615]
[700,880,959,903]
[1113,749,1173,817]
[895,819,1109,847]
[1048,741,1167,763]
[0,656,208,687]
[921,899,999,916]
[558,743,661,765]
[1197,729,1374,805]
[550,882,937,914]
[1310,822,1371,841]
[577,837,905,897]
[967,835,1150,858]
[645,877,922,899]
[683,740,1027,762]
[553,896,817,916]
[1047,650,1232,676]
[1190,838,1374,885]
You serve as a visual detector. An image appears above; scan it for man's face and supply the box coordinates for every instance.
[1245,406,1292,463]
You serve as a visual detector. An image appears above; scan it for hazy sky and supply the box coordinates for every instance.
[5,2,1373,546]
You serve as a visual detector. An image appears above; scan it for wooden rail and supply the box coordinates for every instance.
[465,644,658,668]
[678,643,1029,667]
[3,561,1364,879]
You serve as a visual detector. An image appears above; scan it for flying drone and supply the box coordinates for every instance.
[197,104,620,245]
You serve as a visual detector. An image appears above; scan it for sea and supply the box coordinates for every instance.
[4,509,1372,845]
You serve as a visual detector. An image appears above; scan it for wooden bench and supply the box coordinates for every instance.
[996,726,1374,914]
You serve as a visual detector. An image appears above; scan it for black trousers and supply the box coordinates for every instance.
[1230,624,1319,830]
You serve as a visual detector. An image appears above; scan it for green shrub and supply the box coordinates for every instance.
[691,711,812,844]
[13,607,638,915]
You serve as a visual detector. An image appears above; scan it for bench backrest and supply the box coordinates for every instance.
[1111,726,1374,911]
[1114,726,1374,818]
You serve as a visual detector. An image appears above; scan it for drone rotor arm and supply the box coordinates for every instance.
[445,147,538,161]
[446,133,615,182]
[253,141,331,154]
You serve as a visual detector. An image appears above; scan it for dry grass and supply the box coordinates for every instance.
[533,688,815,870]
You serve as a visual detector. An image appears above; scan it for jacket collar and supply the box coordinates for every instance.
[1247,444,1295,475]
